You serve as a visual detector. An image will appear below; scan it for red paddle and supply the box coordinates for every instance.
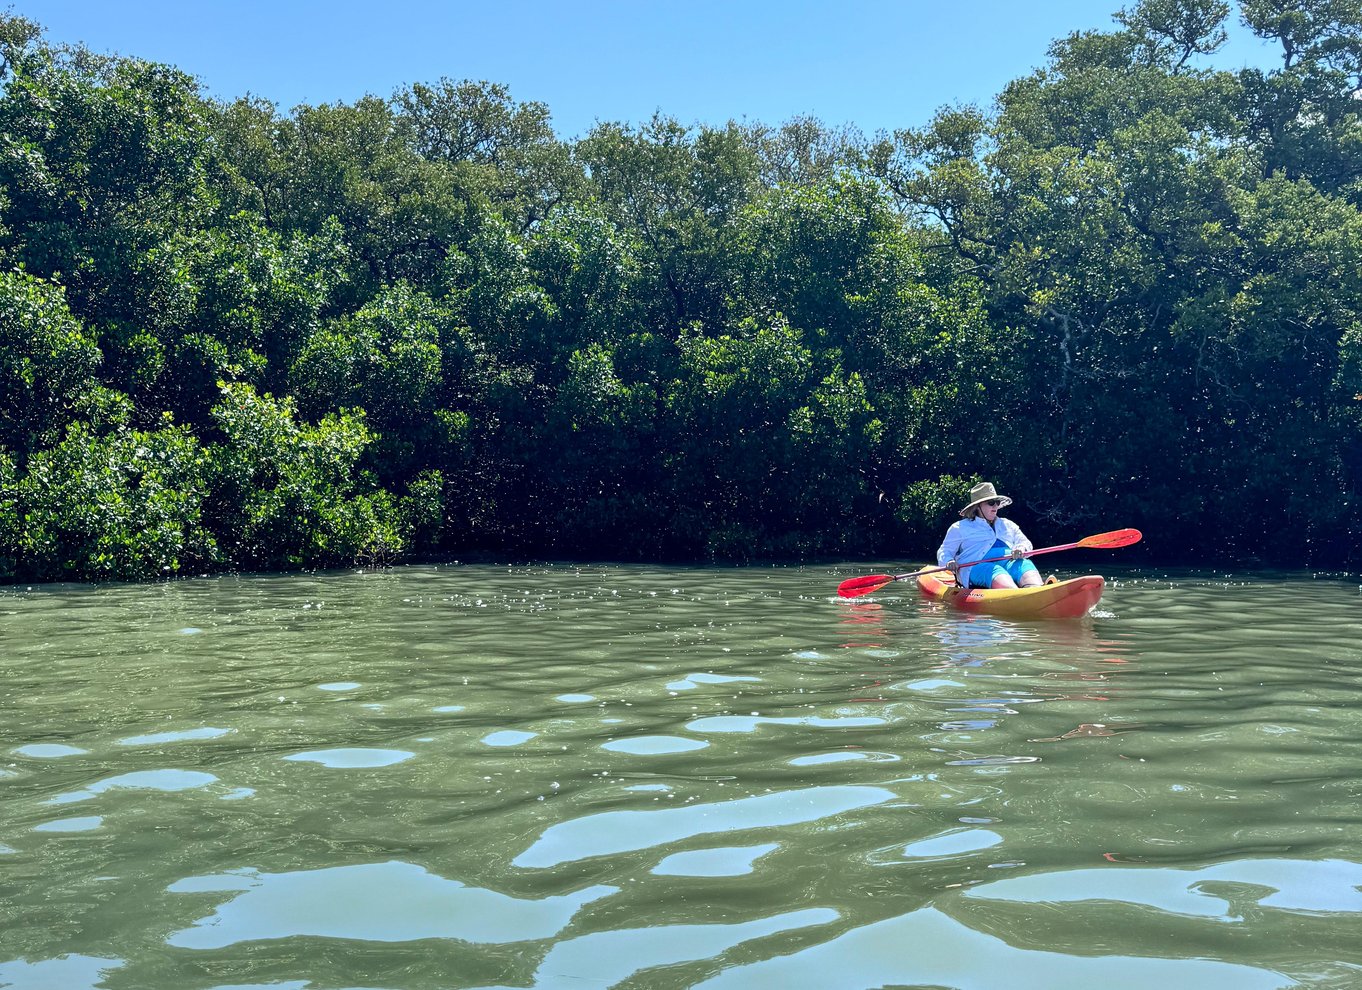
[836,528,1142,599]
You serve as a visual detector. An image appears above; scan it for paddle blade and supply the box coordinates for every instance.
[1076,528,1142,549]
[837,574,895,599]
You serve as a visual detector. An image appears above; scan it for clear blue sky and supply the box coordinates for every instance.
[27,1,1279,138]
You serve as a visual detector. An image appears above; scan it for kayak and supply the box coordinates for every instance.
[916,571,1104,619]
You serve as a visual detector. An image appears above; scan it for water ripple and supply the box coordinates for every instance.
[0,955,125,990]
[691,905,1294,989]
[2,564,1359,988]
[282,748,414,769]
[167,862,615,948]
[652,842,781,877]
[514,785,895,869]
[966,858,1362,918]
[473,907,838,990]
[48,769,219,805]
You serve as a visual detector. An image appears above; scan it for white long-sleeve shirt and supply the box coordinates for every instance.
[936,516,1034,587]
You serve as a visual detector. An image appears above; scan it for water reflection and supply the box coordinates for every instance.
[472,908,838,990]
[11,743,87,758]
[667,671,761,691]
[788,751,896,767]
[317,680,361,691]
[897,827,1003,860]
[928,613,1024,668]
[1030,721,1145,743]
[48,769,218,805]
[117,726,233,746]
[905,606,1144,767]
[689,905,1292,989]
[282,747,415,768]
[652,842,781,877]
[0,955,124,990]
[480,730,538,747]
[167,862,616,948]
[32,815,103,833]
[924,609,1133,672]
[838,601,888,649]
[514,785,895,869]
[602,735,709,755]
[966,858,1362,918]
[686,714,887,733]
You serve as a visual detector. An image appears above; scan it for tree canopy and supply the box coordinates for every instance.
[1,1,1359,582]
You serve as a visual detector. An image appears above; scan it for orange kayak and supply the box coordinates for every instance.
[916,571,1104,619]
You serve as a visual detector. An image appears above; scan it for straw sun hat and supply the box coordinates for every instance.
[960,482,1013,516]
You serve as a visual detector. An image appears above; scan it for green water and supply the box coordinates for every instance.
[2,563,1361,990]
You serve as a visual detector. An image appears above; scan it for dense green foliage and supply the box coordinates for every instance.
[2,1,1360,581]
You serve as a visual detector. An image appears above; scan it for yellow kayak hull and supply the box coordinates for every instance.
[916,571,1104,619]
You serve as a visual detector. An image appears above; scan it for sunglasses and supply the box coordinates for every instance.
[984,499,1004,507]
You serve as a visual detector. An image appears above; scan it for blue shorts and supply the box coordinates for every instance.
[968,541,1038,588]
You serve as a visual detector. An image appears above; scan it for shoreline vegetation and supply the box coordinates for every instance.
[2,2,1360,584]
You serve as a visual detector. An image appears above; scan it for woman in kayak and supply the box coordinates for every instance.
[937,482,1043,589]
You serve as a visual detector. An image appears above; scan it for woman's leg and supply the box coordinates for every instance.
[992,559,1042,589]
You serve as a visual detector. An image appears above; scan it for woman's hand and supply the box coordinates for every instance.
[1009,548,1028,560]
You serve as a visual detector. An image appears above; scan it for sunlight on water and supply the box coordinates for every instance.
[1,563,1359,988]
